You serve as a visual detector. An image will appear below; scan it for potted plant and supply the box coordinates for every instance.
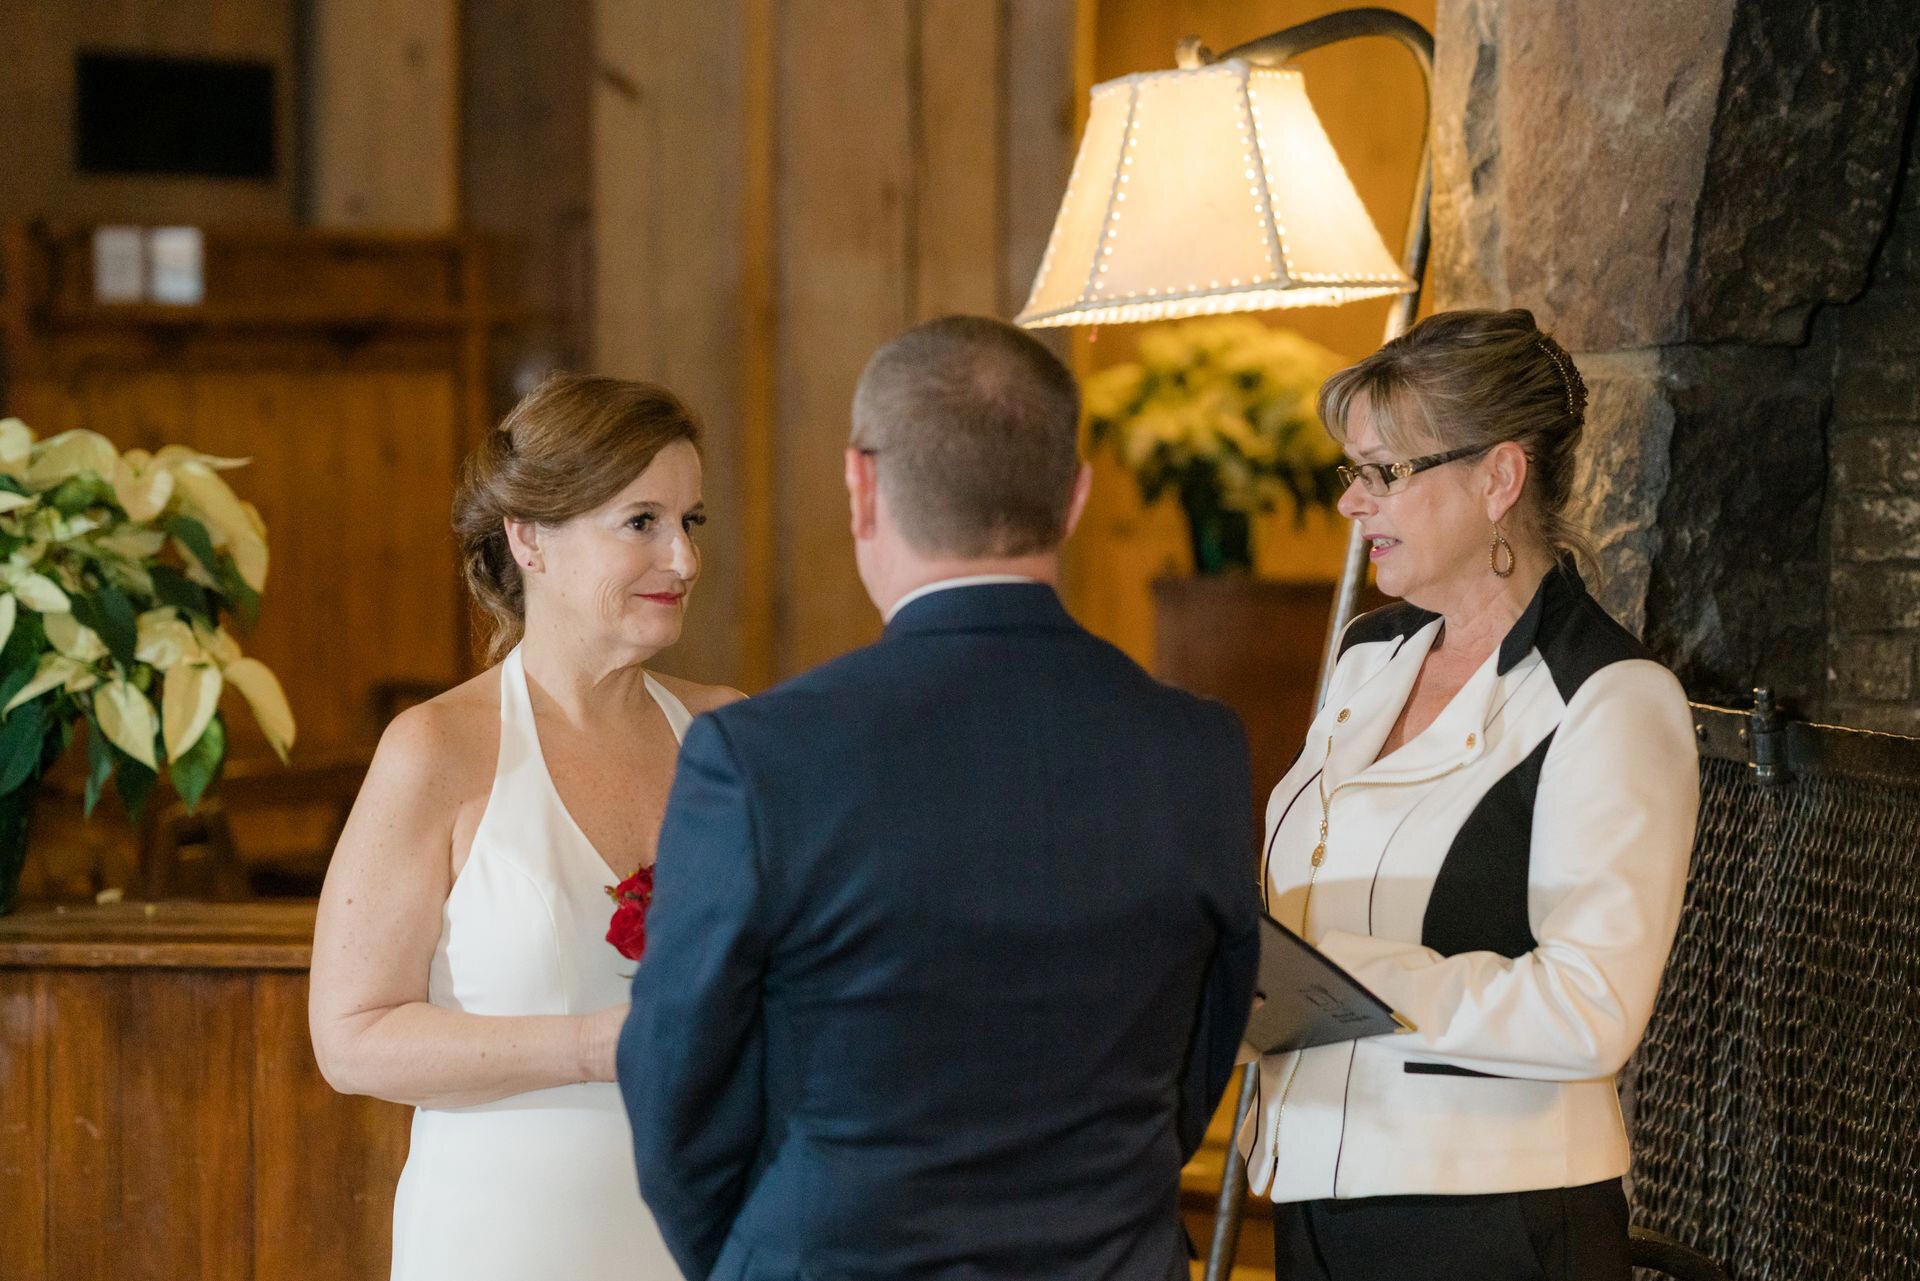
[0,417,295,914]
[1082,315,1346,574]
[1083,317,1359,797]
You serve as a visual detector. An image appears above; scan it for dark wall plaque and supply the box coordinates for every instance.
[75,52,277,180]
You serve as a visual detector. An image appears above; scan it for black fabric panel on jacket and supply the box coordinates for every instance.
[1403,1061,1506,1078]
[1421,730,1555,959]
[1504,564,1656,701]
[1338,601,1439,657]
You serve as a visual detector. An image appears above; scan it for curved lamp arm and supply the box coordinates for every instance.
[1185,17,1435,1277]
[1179,6,1435,708]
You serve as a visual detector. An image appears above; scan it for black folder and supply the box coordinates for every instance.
[1244,912,1412,1055]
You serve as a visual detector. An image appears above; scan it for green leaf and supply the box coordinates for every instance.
[0,696,48,795]
[114,750,157,824]
[48,475,112,516]
[215,560,261,632]
[167,515,219,574]
[0,475,25,497]
[150,565,215,624]
[0,607,44,672]
[69,583,139,668]
[169,712,225,814]
[83,713,114,817]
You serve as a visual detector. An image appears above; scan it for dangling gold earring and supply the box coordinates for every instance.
[1490,524,1515,578]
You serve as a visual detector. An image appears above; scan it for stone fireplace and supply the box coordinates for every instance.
[1428,0,1920,732]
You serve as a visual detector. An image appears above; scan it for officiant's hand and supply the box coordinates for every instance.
[578,1002,630,1082]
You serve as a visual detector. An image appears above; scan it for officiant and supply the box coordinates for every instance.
[1242,310,1701,1281]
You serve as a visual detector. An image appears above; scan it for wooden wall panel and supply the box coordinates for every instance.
[253,972,409,1279]
[1,907,415,1281]
[582,1,1080,687]
[591,0,750,688]
[773,0,914,676]
[1003,0,1081,323]
[307,0,462,229]
[913,1,1005,321]
[0,976,50,1279]
[8,369,464,761]
[118,974,254,1281]
[45,971,119,1281]
[0,0,298,225]
[463,0,595,370]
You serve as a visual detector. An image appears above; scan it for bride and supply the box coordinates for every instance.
[310,374,741,1280]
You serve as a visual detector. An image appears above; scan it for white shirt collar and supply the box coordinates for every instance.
[883,574,1043,623]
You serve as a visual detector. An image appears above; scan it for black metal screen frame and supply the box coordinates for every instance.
[1628,691,1920,1280]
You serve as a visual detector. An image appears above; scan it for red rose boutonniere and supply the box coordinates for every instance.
[605,864,654,962]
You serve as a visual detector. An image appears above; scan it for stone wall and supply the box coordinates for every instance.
[1431,0,1920,726]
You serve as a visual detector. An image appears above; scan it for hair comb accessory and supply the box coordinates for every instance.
[1534,333,1588,420]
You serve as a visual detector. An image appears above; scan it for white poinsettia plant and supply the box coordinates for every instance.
[0,417,294,821]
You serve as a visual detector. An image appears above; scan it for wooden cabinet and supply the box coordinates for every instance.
[0,902,411,1280]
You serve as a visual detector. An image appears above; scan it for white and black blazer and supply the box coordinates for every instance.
[1242,564,1700,1203]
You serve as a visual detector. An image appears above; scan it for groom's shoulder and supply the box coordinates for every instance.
[690,641,888,740]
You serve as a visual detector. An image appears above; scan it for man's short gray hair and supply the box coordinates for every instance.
[851,315,1081,558]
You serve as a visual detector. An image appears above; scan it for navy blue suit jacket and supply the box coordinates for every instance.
[618,583,1260,1281]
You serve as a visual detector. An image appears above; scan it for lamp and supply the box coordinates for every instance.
[1016,12,1435,1281]
[1019,6,1434,699]
[1015,61,1412,328]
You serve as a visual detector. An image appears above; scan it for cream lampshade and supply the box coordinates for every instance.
[1016,59,1414,329]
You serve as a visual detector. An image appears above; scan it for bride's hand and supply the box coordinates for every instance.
[578,1003,631,1082]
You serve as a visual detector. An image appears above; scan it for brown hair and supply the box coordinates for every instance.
[1317,308,1595,570]
[453,374,700,661]
[851,314,1081,558]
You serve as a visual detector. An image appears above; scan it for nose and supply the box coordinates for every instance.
[1336,475,1376,521]
[668,528,699,581]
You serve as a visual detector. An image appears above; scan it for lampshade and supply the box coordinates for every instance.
[1016,60,1414,329]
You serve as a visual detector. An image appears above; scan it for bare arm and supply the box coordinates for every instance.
[308,704,626,1109]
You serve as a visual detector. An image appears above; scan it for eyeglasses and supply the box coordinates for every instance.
[1336,444,1492,497]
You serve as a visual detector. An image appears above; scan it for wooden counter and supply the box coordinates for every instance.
[0,902,410,1281]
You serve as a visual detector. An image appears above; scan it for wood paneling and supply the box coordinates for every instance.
[307,0,461,230]
[254,972,410,1279]
[591,0,751,688]
[0,976,51,1278]
[773,0,914,674]
[462,0,596,376]
[1,226,498,895]
[2,226,488,766]
[587,1,1080,685]
[0,0,298,226]
[913,0,1005,321]
[0,904,412,1281]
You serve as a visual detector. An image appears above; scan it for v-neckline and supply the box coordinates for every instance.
[512,649,679,886]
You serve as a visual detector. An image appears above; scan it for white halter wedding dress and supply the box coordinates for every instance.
[388,645,688,1280]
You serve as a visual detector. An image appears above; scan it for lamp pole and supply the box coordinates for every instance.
[1181,15,1433,1276]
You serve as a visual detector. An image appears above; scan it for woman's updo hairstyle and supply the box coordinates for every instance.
[454,373,700,661]
[1316,308,1594,572]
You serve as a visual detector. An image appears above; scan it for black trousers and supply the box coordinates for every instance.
[1272,1179,1630,1281]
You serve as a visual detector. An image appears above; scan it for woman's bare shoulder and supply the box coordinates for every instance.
[651,671,747,717]
[367,667,501,798]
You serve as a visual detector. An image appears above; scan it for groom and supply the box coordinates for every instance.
[619,315,1261,1280]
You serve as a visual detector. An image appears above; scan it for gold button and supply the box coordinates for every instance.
[1337,708,1351,723]
[1465,733,1477,749]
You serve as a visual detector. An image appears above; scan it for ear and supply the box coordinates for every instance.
[503,518,543,573]
[1482,442,1529,525]
[844,448,878,541]
[1061,461,1094,539]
